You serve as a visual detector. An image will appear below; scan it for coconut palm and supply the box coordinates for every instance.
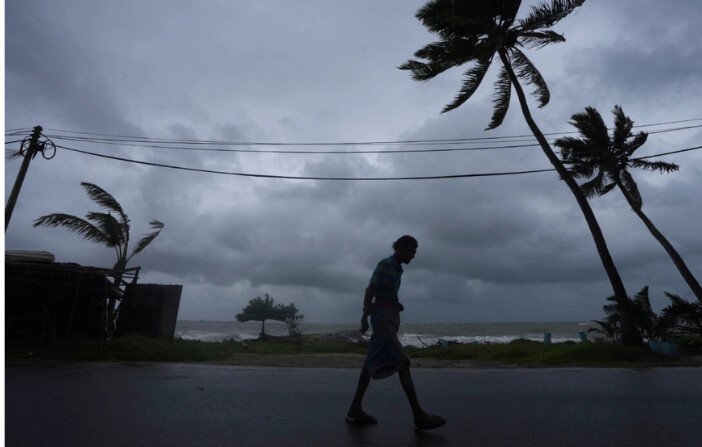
[33,182,164,334]
[556,106,702,305]
[660,292,702,338]
[399,0,642,345]
[590,286,661,342]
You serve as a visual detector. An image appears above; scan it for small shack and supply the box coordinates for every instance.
[5,251,139,343]
[115,283,182,340]
[4,250,181,344]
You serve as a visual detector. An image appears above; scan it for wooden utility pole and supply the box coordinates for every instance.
[5,125,45,232]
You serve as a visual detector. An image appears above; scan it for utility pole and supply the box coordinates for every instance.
[5,125,55,232]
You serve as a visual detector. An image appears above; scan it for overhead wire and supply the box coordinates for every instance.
[13,122,699,155]
[6,117,702,181]
[54,144,555,181]
[634,145,702,160]
[54,143,702,181]
[45,138,544,154]
[6,116,701,149]
[31,115,702,145]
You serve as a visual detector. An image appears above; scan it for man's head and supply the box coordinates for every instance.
[393,235,418,264]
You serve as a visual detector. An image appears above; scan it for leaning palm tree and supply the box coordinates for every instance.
[399,0,642,345]
[556,105,702,305]
[33,182,164,334]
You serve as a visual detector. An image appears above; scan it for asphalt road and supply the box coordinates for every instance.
[5,362,702,446]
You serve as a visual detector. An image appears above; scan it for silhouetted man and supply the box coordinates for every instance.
[346,235,445,431]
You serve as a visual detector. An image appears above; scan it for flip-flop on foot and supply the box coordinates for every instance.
[345,413,378,425]
[414,414,446,431]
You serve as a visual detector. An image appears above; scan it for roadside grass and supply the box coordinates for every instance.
[405,339,692,367]
[5,335,367,363]
[5,336,700,367]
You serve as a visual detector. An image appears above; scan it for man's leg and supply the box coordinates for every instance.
[398,360,426,420]
[398,360,446,429]
[347,362,376,423]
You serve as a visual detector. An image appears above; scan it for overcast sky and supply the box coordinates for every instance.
[4,0,702,323]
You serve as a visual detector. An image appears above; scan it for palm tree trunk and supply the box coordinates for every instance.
[498,49,643,346]
[616,183,702,304]
[106,261,126,338]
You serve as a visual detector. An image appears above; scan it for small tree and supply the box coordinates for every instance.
[235,293,279,336]
[276,303,304,337]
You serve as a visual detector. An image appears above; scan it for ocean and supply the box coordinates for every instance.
[175,320,597,347]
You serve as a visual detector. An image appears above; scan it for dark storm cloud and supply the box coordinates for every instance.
[5,2,142,136]
[5,0,702,322]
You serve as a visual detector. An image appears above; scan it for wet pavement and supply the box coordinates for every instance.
[5,362,702,446]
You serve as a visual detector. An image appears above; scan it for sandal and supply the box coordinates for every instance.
[345,412,378,425]
[414,414,446,431]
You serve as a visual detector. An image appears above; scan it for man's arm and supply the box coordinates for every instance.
[360,286,374,333]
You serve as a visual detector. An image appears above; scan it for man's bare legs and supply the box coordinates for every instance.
[399,360,446,429]
[348,360,445,429]
[398,359,439,427]
[347,363,376,422]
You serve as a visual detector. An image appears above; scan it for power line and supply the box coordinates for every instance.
[56,144,554,180]
[55,143,702,181]
[48,137,544,154]
[634,145,702,160]
[6,116,701,149]
[20,122,701,155]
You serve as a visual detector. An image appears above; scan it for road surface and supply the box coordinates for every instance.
[6,362,701,446]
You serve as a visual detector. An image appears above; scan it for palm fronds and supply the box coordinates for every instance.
[622,132,648,157]
[612,105,634,150]
[85,212,126,248]
[33,213,112,246]
[557,105,682,203]
[416,0,501,38]
[442,58,493,113]
[568,107,610,149]
[81,182,129,224]
[486,66,512,130]
[34,182,163,269]
[661,293,702,337]
[519,30,566,49]
[403,0,582,128]
[129,220,165,261]
[518,0,586,31]
[579,171,614,199]
[510,48,550,107]
[630,159,679,173]
[399,39,480,81]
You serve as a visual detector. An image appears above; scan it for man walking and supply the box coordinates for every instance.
[346,235,446,431]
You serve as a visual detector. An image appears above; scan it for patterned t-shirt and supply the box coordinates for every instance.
[368,255,403,303]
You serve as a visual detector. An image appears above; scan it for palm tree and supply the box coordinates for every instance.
[660,292,702,338]
[399,0,643,345]
[33,182,164,334]
[590,286,661,342]
[556,106,702,305]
